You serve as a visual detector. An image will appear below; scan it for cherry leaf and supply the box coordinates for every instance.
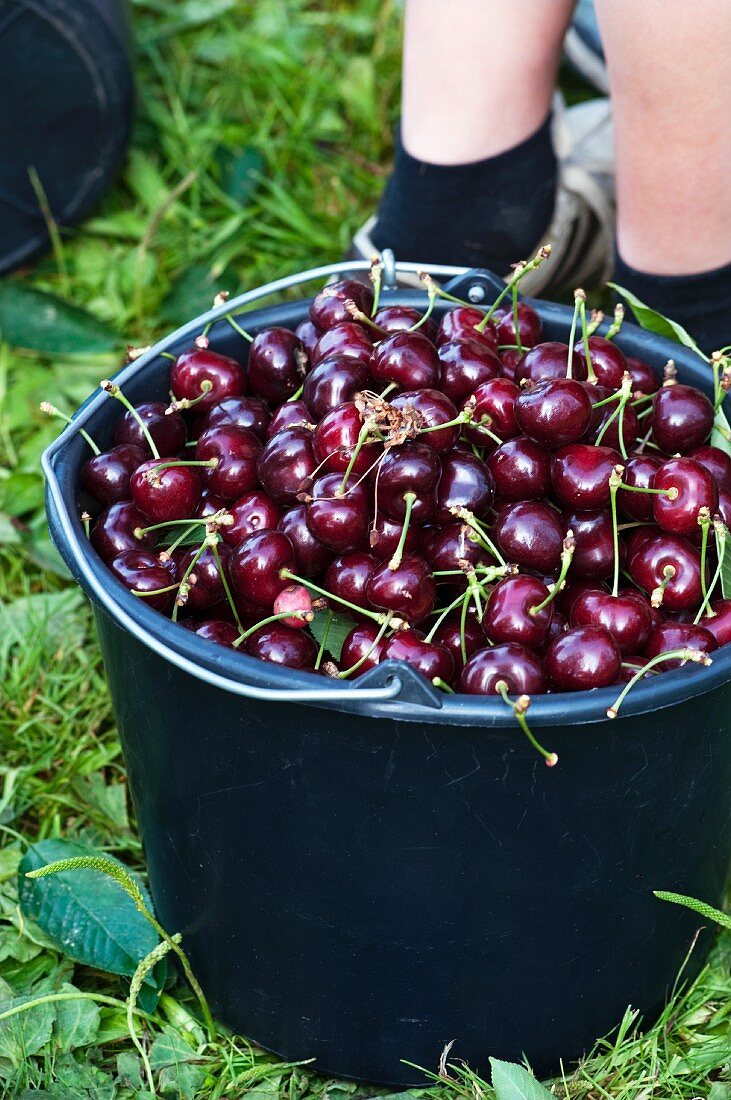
[607,284,706,358]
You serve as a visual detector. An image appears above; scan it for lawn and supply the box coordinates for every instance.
[0,0,729,1096]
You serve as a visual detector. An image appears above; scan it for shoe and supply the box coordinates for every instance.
[348,96,615,298]
[564,0,609,96]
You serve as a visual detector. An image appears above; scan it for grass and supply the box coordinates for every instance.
[0,0,729,1096]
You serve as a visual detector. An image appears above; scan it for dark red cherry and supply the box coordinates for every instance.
[313,402,382,475]
[368,513,423,560]
[378,442,441,522]
[422,522,490,573]
[644,620,717,669]
[171,348,246,412]
[546,625,621,691]
[195,425,262,500]
[484,574,553,651]
[374,305,437,342]
[492,302,543,349]
[437,307,498,351]
[371,332,440,390]
[550,443,621,510]
[687,444,731,494]
[229,529,295,608]
[459,643,546,695]
[201,395,271,441]
[382,629,455,684]
[324,552,378,615]
[500,347,523,379]
[391,389,460,453]
[717,488,731,529]
[340,623,386,676]
[575,335,627,389]
[493,501,564,573]
[130,459,201,523]
[295,319,320,357]
[514,341,585,385]
[181,619,239,647]
[438,339,502,404]
[564,509,618,580]
[305,474,369,553]
[626,356,658,395]
[652,384,714,454]
[247,328,307,404]
[178,542,231,611]
[618,454,662,521]
[432,616,484,668]
[311,323,373,367]
[110,549,175,613]
[91,502,156,562]
[266,400,312,439]
[195,489,228,519]
[112,401,187,457]
[622,525,656,562]
[584,387,640,452]
[556,579,606,619]
[700,599,731,646]
[81,444,146,506]
[571,588,653,655]
[257,427,316,504]
[628,534,704,611]
[303,356,372,420]
[652,457,718,536]
[487,438,551,501]
[464,377,520,447]
[366,554,436,624]
[278,505,333,576]
[222,490,282,547]
[245,623,317,669]
[310,279,374,331]
[435,451,494,523]
[515,378,592,448]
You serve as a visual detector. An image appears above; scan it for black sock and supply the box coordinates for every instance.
[614,252,731,356]
[370,116,557,272]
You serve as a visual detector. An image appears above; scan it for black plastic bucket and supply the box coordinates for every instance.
[0,0,134,273]
[43,262,731,1085]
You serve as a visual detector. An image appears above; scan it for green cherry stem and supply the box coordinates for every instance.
[370,257,383,317]
[171,537,211,622]
[211,539,244,634]
[529,532,575,614]
[594,373,634,452]
[167,378,213,414]
[232,608,312,648]
[511,282,523,355]
[694,517,727,622]
[424,591,467,643]
[280,569,386,625]
[607,649,712,718]
[81,511,91,539]
[609,466,623,598]
[651,564,676,609]
[388,492,416,570]
[697,508,712,604]
[287,383,305,403]
[605,303,625,340]
[100,380,160,459]
[338,614,393,679]
[477,243,552,329]
[225,314,253,343]
[338,420,374,494]
[345,300,386,335]
[495,682,558,767]
[566,289,584,380]
[314,610,334,670]
[40,403,100,455]
[410,275,438,332]
[432,677,455,693]
[586,309,605,337]
[578,294,597,383]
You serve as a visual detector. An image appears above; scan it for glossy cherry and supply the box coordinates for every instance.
[514,378,592,448]
[550,443,620,510]
[303,355,372,420]
[201,395,271,441]
[381,629,455,684]
[545,625,621,691]
[340,623,387,676]
[487,438,551,501]
[266,399,312,438]
[181,619,240,647]
[652,383,714,454]
[652,457,718,536]
[378,442,441,522]
[229,529,295,608]
[222,490,282,547]
[295,319,320,357]
[492,302,543,349]
[374,305,437,341]
[371,331,440,390]
[366,553,436,624]
[112,401,187,457]
[313,402,382,475]
[438,338,502,404]
[514,341,585,385]
[687,444,731,494]
[305,474,370,553]
[618,454,662,521]
[436,307,498,350]
[91,502,156,562]
[245,623,317,669]
[564,509,618,580]
[278,505,333,576]
[177,542,231,611]
[432,616,484,668]
[171,347,246,412]
[310,279,374,331]
[311,323,373,366]
[464,377,519,447]
[422,522,490,573]
[257,427,316,504]
[368,513,423,560]
[130,459,202,523]
[484,574,553,651]
[628,533,704,611]
[626,356,658,395]
[435,451,494,523]
[458,643,546,695]
[493,501,564,573]
[324,552,378,615]
[391,389,460,453]
[195,425,262,500]
[571,588,653,655]
[700,599,731,646]
[574,335,627,389]
[110,549,175,613]
[81,444,146,506]
[247,328,307,404]
[643,621,717,668]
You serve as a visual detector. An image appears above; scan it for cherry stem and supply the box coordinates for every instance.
[338,614,393,679]
[287,383,304,403]
[607,648,712,718]
[477,243,552,329]
[388,492,416,570]
[81,512,91,539]
[495,682,558,767]
[210,539,244,634]
[566,290,584,380]
[225,314,253,343]
[432,677,455,693]
[594,373,633,453]
[458,588,471,665]
[586,309,605,338]
[618,481,678,499]
[280,569,385,624]
[345,300,386,335]
[314,610,334,670]
[134,511,232,540]
[232,608,312,648]
[579,297,597,383]
[424,591,466,643]
[651,564,676,608]
[163,522,202,555]
[338,420,373,494]
[511,283,523,355]
[40,403,100,455]
[421,276,478,312]
[418,409,472,435]
[529,532,575,614]
[449,507,506,566]
[609,467,623,598]
[694,518,727,622]
[145,459,217,479]
[697,509,712,604]
[131,581,181,599]
[171,538,210,622]
[100,381,160,460]
[605,304,625,340]
[370,258,383,317]
[466,420,503,447]
[410,277,438,332]
[167,379,213,414]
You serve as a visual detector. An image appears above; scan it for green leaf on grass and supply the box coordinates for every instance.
[607,284,706,358]
[0,590,85,663]
[53,983,101,1050]
[149,1025,199,1070]
[217,145,265,206]
[160,263,239,328]
[490,1059,554,1100]
[309,609,357,662]
[18,840,164,995]
[0,284,119,355]
[0,994,56,1067]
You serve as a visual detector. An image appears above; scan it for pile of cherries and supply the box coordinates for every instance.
[72,267,731,764]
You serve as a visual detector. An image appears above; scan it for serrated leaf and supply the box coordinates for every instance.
[53,983,101,1050]
[490,1058,554,1100]
[0,284,119,355]
[308,609,357,662]
[18,840,163,992]
[711,406,731,460]
[149,1024,199,1070]
[608,283,706,358]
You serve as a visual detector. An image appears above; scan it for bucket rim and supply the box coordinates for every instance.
[42,259,731,728]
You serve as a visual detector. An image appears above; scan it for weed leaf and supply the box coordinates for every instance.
[490,1058,554,1100]
[54,983,101,1050]
[0,284,119,355]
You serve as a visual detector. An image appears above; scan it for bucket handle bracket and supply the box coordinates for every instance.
[356,661,445,710]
